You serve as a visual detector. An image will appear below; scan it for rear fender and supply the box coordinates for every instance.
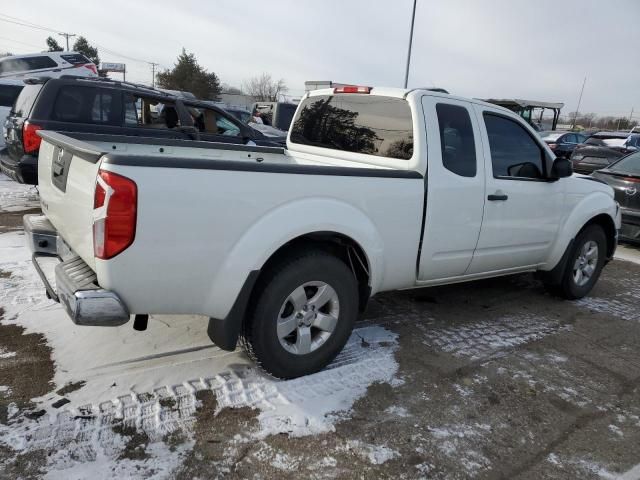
[203,197,385,319]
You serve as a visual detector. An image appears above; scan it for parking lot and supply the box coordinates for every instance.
[0,175,637,479]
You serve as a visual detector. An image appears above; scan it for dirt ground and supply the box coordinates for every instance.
[1,200,640,479]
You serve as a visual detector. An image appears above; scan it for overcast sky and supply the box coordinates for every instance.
[1,0,638,117]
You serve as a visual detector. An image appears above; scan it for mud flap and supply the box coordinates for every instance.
[207,270,260,351]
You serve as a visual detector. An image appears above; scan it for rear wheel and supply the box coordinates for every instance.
[544,224,607,299]
[240,250,358,379]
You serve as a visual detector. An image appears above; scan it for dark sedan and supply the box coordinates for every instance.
[571,132,640,174]
[592,151,640,243]
[539,131,587,159]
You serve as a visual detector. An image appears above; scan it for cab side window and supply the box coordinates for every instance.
[436,103,476,177]
[483,113,546,180]
[123,94,180,129]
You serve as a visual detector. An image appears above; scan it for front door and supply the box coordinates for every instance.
[418,96,486,281]
[467,106,565,274]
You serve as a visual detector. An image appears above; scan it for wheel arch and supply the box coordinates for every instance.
[544,192,618,271]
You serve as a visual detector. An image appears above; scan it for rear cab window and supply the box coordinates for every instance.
[436,103,476,177]
[290,94,414,160]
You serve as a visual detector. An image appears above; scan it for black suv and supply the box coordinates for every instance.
[1,76,278,184]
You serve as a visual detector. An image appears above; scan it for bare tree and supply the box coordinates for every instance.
[242,73,288,102]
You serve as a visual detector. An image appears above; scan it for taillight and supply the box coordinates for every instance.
[334,85,371,94]
[93,169,137,260]
[74,63,98,75]
[622,176,640,183]
[22,121,42,154]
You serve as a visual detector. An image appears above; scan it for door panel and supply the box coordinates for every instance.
[467,106,565,274]
[418,97,486,281]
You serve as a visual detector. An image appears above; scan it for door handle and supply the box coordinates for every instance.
[487,193,508,201]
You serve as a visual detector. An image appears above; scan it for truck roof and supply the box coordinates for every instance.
[305,86,510,113]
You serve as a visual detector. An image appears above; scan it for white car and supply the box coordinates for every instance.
[0,78,24,149]
[0,52,98,79]
[26,85,620,379]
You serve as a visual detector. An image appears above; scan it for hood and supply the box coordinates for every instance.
[570,173,615,198]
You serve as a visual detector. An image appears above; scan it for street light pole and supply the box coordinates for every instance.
[571,76,586,130]
[403,0,417,88]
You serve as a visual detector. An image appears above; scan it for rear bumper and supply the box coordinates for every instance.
[0,152,38,185]
[24,214,130,326]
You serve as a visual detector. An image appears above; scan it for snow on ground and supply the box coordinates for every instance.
[0,174,39,213]
[420,314,568,361]
[615,244,640,266]
[0,177,401,476]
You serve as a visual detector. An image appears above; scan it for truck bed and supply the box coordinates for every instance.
[36,131,424,321]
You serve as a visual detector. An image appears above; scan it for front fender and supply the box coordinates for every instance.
[543,191,618,271]
[203,196,385,319]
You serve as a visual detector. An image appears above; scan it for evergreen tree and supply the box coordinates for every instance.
[72,36,100,66]
[46,36,63,52]
[156,49,221,100]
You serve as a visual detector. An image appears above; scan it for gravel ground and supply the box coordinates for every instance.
[0,183,639,479]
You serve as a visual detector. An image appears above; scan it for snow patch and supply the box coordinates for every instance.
[0,348,16,359]
[0,174,39,213]
[384,405,410,417]
[340,439,400,465]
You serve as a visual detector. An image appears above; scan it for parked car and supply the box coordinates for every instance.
[252,101,298,131]
[592,151,640,243]
[25,85,619,378]
[539,130,587,159]
[0,78,24,150]
[570,132,640,174]
[0,52,98,79]
[1,76,279,184]
[223,106,252,124]
[224,105,287,145]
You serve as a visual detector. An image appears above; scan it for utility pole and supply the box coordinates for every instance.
[629,107,634,129]
[58,32,76,51]
[149,62,159,88]
[571,77,586,130]
[403,0,417,89]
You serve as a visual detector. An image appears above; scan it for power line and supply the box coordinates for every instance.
[0,15,58,33]
[0,13,159,67]
[0,35,44,50]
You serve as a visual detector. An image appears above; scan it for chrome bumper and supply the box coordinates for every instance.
[23,214,130,326]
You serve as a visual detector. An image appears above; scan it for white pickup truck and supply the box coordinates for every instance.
[25,85,621,378]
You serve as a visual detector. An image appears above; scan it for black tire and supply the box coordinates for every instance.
[544,224,607,299]
[240,250,358,379]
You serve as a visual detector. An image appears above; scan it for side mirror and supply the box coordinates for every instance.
[550,157,573,179]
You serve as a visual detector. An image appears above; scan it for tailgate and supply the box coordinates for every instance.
[37,131,106,270]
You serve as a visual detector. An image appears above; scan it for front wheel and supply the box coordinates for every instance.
[240,250,358,379]
[545,224,607,299]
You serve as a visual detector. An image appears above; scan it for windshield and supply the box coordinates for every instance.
[228,109,251,124]
[610,152,640,175]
